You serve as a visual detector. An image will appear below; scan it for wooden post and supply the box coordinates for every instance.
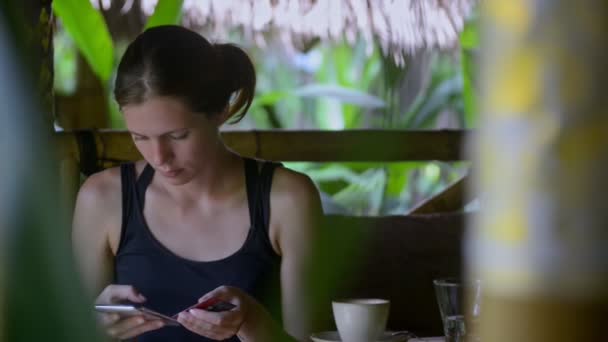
[29,0,55,126]
[59,157,81,228]
[1,1,102,341]
[470,0,608,341]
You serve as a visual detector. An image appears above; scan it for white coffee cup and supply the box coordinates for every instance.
[332,298,390,342]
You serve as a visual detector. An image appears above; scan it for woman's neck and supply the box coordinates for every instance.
[159,143,244,206]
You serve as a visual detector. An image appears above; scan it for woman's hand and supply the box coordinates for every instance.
[177,285,290,341]
[95,285,164,340]
[177,286,247,340]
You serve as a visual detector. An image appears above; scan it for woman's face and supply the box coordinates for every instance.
[123,96,221,185]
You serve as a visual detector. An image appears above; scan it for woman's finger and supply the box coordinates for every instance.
[116,319,165,340]
[188,308,240,328]
[197,285,235,303]
[96,284,146,305]
[178,312,213,330]
[178,312,212,333]
[107,284,146,303]
[186,309,241,338]
[106,315,146,338]
[178,312,234,340]
[98,312,120,327]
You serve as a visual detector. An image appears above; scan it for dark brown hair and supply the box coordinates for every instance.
[114,25,256,123]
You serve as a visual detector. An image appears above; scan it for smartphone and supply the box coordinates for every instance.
[172,297,236,319]
[95,304,180,327]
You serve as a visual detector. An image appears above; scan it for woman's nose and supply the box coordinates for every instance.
[151,140,172,165]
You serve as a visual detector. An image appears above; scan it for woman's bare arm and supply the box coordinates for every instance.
[71,168,122,300]
[271,168,324,341]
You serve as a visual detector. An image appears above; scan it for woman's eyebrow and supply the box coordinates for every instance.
[128,130,145,136]
[128,128,188,137]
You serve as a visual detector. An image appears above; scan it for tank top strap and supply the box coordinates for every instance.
[244,158,259,227]
[258,161,282,231]
[120,163,137,231]
[243,158,282,233]
[135,164,155,206]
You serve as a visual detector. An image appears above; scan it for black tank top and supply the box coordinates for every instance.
[115,158,282,341]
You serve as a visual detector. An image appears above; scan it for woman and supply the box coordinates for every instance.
[72,25,322,341]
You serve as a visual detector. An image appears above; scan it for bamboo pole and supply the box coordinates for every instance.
[55,126,80,223]
[2,1,103,341]
[30,0,55,127]
[54,129,468,167]
[59,157,80,227]
[469,1,608,341]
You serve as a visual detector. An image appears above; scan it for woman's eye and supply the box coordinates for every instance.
[170,132,189,140]
[132,135,147,141]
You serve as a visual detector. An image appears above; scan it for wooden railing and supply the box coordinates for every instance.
[55,129,471,214]
[55,129,469,165]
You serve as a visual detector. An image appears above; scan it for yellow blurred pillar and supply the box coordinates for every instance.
[469,0,608,340]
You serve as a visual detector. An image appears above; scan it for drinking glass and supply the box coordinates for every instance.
[433,278,481,342]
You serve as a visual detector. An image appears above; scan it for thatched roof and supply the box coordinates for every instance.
[100,0,476,65]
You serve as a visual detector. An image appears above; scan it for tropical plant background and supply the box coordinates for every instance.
[53,0,479,215]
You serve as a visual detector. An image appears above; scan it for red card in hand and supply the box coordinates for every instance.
[173,298,236,318]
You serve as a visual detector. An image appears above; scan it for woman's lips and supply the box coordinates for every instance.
[161,169,182,178]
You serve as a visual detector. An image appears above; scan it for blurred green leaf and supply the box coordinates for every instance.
[294,84,385,109]
[53,0,114,83]
[460,10,479,127]
[144,0,184,30]
[305,164,364,184]
[361,49,382,90]
[459,22,479,49]
[342,104,361,129]
[460,6,479,50]
[250,91,289,108]
[53,29,77,95]
[461,50,477,128]
[333,169,387,215]
[334,44,353,86]
[386,164,413,197]
[409,75,462,128]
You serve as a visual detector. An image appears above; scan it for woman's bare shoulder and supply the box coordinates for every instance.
[72,166,124,252]
[267,165,322,257]
[272,167,318,201]
[75,161,148,221]
[270,166,322,219]
[77,161,146,202]
[77,166,122,204]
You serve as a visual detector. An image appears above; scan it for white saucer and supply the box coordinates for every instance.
[310,331,410,342]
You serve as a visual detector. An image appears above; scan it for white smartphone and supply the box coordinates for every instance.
[94,304,180,327]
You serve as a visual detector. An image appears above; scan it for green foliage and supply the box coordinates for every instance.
[293,84,385,109]
[333,168,387,215]
[314,41,384,129]
[287,160,467,215]
[52,3,475,215]
[145,0,184,30]
[460,18,479,49]
[54,0,186,129]
[52,0,114,84]
[53,28,77,95]
[245,35,472,215]
[460,11,480,128]
[400,55,463,129]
